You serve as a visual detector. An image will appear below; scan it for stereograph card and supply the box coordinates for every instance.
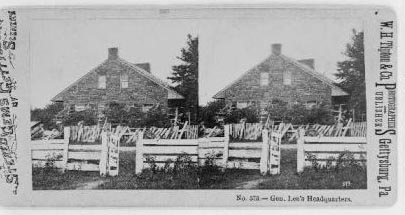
[0,5,397,207]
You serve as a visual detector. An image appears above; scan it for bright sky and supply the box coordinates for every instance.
[31,17,362,108]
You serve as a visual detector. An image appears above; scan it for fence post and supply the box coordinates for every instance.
[62,127,70,173]
[260,128,270,175]
[296,128,305,173]
[222,125,230,171]
[99,131,108,177]
[135,131,144,174]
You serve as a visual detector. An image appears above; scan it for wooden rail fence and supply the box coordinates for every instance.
[33,126,367,176]
[32,127,118,176]
[296,129,367,173]
[135,125,282,175]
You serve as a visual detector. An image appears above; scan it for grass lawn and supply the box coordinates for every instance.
[32,148,367,190]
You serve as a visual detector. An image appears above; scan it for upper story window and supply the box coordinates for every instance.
[120,73,129,89]
[260,72,269,86]
[98,74,106,89]
[283,70,292,86]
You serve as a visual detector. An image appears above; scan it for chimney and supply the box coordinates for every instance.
[135,63,151,73]
[108,47,118,59]
[298,59,315,69]
[271,43,282,55]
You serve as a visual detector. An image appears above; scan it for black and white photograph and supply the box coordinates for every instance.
[30,19,200,190]
[198,18,367,189]
[29,14,368,191]
[0,5,398,207]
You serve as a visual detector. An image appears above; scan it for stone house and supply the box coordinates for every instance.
[51,48,184,119]
[213,44,348,116]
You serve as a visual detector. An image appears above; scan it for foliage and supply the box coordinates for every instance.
[140,106,172,128]
[168,34,199,124]
[199,101,260,127]
[265,102,334,125]
[62,109,98,126]
[103,102,171,127]
[335,30,366,118]
[30,102,64,130]
[198,100,225,128]
[103,102,131,125]
[32,149,367,190]
[224,107,259,124]
[306,150,365,173]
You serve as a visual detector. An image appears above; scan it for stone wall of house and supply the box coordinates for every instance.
[57,59,169,112]
[221,55,332,111]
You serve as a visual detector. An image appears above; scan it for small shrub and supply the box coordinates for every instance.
[44,153,63,171]
[31,102,64,130]
[335,151,362,172]
[62,109,98,126]
[224,107,259,124]
[144,155,158,174]
[306,152,320,171]
[306,151,363,173]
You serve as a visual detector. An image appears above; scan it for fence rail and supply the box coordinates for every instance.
[134,125,281,175]
[32,124,368,176]
[296,129,367,173]
[32,127,117,176]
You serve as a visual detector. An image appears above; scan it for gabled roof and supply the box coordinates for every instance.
[213,54,348,99]
[51,57,184,102]
[280,55,348,97]
[117,58,184,99]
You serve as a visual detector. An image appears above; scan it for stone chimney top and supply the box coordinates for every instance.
[108,47,119,59]
[298,58,315,69]
[271,43,282,55]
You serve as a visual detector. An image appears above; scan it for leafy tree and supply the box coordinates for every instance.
[198,100,225,128]
[265,103,334,125]
[31,102,64,129]
[140,106,171,128]
[168,34,199,124]
[335,30,366,119]
[62,109,98,126]
[224,107,259,124]
[103,102,131,125]
[103,102,171,127]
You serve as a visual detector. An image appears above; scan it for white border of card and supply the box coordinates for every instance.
[0,5,397,207]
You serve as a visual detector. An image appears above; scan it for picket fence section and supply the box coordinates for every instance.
[229,123,263,140]
[296,129,367,173]
[68,123,198,144]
